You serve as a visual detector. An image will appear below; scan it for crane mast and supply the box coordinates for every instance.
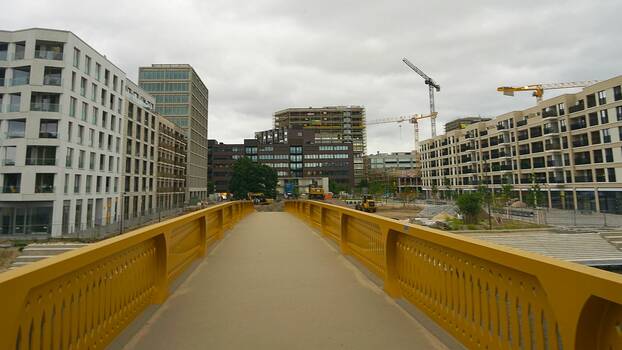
[402,58,440,137]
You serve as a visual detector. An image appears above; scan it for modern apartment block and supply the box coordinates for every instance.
[420,75,622,213]
[209,128,355,194]
[444,116,491,133]
[122,80,158,220]
[138,64,209,202]
[365,151,420,193]
[0,28,126,236]
[273,106,366,183]
[157,116,187,209]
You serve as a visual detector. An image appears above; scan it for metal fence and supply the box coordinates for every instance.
[492,206,622,228]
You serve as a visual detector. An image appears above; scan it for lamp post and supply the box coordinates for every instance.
[120,192,127,235]
[483,160,492,230]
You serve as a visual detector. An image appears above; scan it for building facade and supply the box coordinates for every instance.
[273,106,366,183]
[157,116,187,208]
[420,75,622,213]
[444,116,490,133]
[209,128,355,194]
[138,64,209,202]
[122,80,158,220]
[0,29,126,236]
[365,151,420,193]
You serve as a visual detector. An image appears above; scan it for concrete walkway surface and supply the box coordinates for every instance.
[117,212,452,349]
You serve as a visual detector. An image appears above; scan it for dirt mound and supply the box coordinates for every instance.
[254,201,285,212]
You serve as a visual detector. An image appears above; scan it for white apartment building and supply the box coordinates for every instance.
[0,28,126,237]
[420,75,622,213]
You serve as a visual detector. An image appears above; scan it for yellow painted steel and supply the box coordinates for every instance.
[0,201,254,350]
[285,200,622,350]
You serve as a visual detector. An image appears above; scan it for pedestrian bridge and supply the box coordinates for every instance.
[1,201,622,349]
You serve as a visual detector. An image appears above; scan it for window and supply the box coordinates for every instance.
[95,63,101,81]
[73,48,80,68]
[3,146,16,166]
[39,119,59,138]
[78,150,85,168]
[68,122,73,141]
[608,168,617,182]
[64,174,69,194]
[89,152,95,170]
[603,128,611,143]
[600,109,609,124]
[81,102,88,120]
[91,83,97,101]
[71,72,76,91]
[617,106,622,121]
[598,90,606,105]
[7,119,26,138]
[35,173,55,193]
[3,174,21,193]
[65,148,73,167]
[43,67,62,86]
[605,148,614,162]
[78,125,84,144]
[86,175,92,193]
[74,174,81,193]
[80,77,87,97]
[69,97,76,117]
[88,128,94,147]
[85,55,91,75]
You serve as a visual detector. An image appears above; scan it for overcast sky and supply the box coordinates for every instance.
[4,0,621,153]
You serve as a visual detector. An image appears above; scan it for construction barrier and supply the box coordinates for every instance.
[285,200,622,350]
[0,201,254,350]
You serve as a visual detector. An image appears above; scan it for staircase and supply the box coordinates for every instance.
[10,243,89,269]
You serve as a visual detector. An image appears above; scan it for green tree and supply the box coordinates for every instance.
[431,184,438,199]
[329,180,348,194]
[207,181,215,195]
[526,175,543,208]
[500,181,514,206]
[443,178,452,200]
[456,192,483,224]
[229,157,278,199]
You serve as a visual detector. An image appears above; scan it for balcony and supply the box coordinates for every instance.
[575,175,593,183]
[570,121,587,131]
[25,157,57,166]
[549,177,565,184]
[533,162,546,169]
[2,186,20,193]
[1,104,21,113]
[35,184,55,193]
[517,119,528,127]
[9,76,30,86]
[568,101,585,113]
[572,140,588,148]
[30,102,60,112]
[43,74,62,86]
[545,143,561,151]
[547,160,563,167]
[543,126,559,134]
[574,158,591,165]
[542,109,558,118]
[519,148,530,155]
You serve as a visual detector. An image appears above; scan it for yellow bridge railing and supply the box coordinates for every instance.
[285,200,622,350]
[0,201,254,350]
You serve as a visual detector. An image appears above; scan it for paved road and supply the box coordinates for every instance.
[117,212,450,349]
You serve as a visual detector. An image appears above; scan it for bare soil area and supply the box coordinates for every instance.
[0,247,20,273]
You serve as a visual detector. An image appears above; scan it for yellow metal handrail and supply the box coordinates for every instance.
[0,201,254,350]
[285,200,622,350]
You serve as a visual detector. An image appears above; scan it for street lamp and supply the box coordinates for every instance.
[483,160,492,230]
[120,192,127,235]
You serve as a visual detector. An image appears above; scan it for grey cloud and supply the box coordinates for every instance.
[3,0,621,154]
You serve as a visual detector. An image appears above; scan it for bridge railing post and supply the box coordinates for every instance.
[339,212,350,255]
[382,227,401,298]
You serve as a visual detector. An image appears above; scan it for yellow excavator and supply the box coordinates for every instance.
[355,195,376,213]
[247,192,273,205]
[308,186,325,200]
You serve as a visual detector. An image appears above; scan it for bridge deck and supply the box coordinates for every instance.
[116,212,452,349]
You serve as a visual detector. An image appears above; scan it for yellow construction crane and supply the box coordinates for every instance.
[367,112,437,151]
[497,80,599,102]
